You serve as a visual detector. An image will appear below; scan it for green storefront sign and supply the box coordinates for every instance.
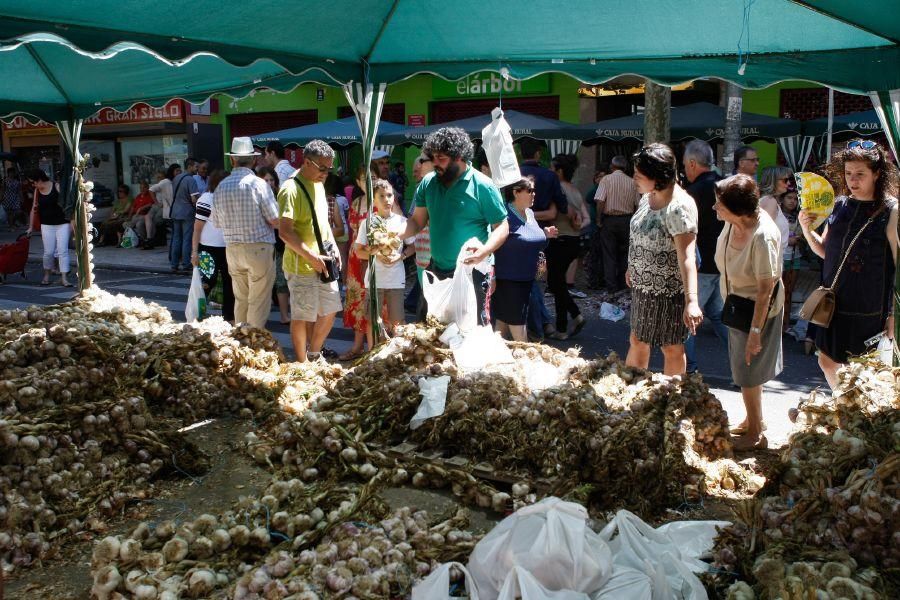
[433,72,551,99]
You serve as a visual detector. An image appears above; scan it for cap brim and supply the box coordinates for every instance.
[225,151,261,156]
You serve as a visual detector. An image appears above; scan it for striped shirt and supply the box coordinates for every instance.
[210,167,278,244]
[594,170,640,215]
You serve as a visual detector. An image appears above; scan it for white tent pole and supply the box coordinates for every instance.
[826,87,835,159]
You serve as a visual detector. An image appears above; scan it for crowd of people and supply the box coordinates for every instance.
[8,123,898,451]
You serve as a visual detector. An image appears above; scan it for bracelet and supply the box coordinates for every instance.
[750,326,762,334]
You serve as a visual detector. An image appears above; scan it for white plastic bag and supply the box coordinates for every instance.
[600,302,625,322]
[877,334,893,364]
[184,267,207,322]
[413,561,480,600]
[423,239,489,331]
[468,497,612,599]
[497,566,589,600]
[120,225,139,249]
[481,107,522,188]
[410,375,451,430]
[452,326,514,372]
[590,566,653,600]
[597,510,730,600]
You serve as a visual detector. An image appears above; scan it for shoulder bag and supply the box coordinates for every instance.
[721,224,780,333]
[799,203,887,327]
[294,176,340,283]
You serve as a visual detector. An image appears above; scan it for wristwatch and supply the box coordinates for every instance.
[749,326,762,334]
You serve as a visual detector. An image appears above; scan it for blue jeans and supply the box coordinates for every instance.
[685,273,729,371]
[527,281,551,336]
[170,218,193,269]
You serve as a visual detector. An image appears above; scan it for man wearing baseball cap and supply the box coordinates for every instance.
[210,137,280,329]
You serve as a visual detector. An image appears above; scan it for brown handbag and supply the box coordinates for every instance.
[799,204,886,327]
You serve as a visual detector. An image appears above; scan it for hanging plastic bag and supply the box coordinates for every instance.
[482,107,522,188]
[185,267,207,322]
[590,566,653,600]
[413,561,481,600]
[468,497,612,599]
[410,375,451,430]
[497,566,590,600]
[120,225,139,249]
[597,510,729,600]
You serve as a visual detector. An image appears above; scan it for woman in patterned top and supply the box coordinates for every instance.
[625,143,702,375]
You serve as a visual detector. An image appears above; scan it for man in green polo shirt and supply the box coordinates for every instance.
[402,127,509,325]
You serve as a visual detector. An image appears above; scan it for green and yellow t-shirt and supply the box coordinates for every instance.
[278,174,334,276]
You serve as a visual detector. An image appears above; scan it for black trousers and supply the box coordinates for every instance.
[199,244,235,322]
[546,236,581,332]
[599,214,632,291]
[426,261,488,327]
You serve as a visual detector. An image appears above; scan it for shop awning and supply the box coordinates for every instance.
[803,109,884,136]
[249,117,405,148]
[379,110,594,146]
[583,102,802,143]
[0,1,898,123]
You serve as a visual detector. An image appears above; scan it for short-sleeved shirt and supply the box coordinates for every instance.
[494,206,547,281]
[275,160,295,186]
[279,173,334,276]
[627,186,699,296]
[149,178,174,219]
[715,210,784,318]
[594,169,640,215]
[355,212,407,289]
[194,192,226,247]
[210,167,278,244]
[414,165,507,271]
[171,172,199,220]
[130,191,155,215]
[193,174,208,195]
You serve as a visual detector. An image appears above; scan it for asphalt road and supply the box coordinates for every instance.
[0,263,828,448]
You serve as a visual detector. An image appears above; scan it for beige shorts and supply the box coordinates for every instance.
[376,288,405,323]
[287,272,342,322]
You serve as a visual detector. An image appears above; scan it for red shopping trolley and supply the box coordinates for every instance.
[0,233,29,283]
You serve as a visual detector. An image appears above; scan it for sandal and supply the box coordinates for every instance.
[570,314,587,337]
[731,433,768,451]
[338,349,364,361]
[40,279,51,286]
[729,421,767,436]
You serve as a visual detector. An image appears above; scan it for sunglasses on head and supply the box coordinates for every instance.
[847,140,877,150]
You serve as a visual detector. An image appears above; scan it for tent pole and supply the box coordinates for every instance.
[826,88,834,159]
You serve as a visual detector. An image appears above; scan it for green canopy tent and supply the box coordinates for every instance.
[0,0,898,345]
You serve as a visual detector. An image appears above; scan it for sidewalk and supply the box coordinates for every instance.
[1,228,172,274]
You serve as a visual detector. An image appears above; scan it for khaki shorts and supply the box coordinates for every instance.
[287,272,342,322]
[376,288,405,323]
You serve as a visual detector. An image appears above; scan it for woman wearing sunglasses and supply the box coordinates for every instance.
[799,139,899,388]
[758,166,794,265]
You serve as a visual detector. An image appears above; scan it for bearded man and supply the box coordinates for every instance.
[401,127,508,325]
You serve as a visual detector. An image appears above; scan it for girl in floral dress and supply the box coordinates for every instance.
[340,168,374,360]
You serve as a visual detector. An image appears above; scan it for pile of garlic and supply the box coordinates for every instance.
[1,290,289,574]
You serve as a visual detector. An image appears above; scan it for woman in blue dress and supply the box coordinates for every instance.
[799,140,899,389]
[493,177,558,341]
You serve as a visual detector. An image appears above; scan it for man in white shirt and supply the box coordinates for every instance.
[265,141,296,186]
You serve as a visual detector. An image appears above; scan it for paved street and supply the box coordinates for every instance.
[0,245,828,449]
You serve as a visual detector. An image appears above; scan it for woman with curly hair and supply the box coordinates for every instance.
[799,140,899,388]
[625,143,702,375]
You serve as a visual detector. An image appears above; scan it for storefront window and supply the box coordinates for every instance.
[80,140,118,207]
[120,136,188,196]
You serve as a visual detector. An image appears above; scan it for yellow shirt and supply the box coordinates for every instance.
[278,174,334,276]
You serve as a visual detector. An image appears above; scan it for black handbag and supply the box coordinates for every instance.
[721,224,779,333]
[295,176,340,284]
